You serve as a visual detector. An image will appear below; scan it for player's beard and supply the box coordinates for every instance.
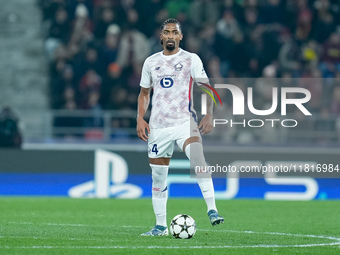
[165,40,176,51]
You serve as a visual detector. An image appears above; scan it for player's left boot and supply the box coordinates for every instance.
[208,210,224,226]
[141,225,169,236]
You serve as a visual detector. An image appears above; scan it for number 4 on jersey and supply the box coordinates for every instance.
[152,144,158,155]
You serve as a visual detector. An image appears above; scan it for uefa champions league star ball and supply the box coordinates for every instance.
[170,214,196,239]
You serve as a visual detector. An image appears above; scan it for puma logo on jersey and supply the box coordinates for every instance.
[155,66,160,70]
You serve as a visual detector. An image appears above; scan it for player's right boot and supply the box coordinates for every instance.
[141,225,169,236]
[208,210,224,226]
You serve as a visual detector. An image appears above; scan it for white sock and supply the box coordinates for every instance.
[185,143,217,212]
[196,176,217,212]
[150,164,169,227]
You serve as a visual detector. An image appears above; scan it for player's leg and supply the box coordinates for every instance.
[141,129,174,236]
[182,137,217,212]
[141,158,170,236]
[150,158,169,229]
[182,138,224,225]
[176,120,224,225]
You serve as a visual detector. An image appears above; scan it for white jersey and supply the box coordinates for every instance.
[140,48,208,129]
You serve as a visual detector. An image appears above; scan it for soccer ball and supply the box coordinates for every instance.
[170,214,196,239]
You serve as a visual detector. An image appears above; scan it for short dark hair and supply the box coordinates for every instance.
[161,18,182,33]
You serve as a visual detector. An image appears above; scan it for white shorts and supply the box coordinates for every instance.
[148,120,201,158]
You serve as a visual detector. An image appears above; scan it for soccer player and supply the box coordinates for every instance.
[137,18,224,236]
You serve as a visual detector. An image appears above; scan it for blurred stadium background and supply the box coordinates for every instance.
[0,0,340,199]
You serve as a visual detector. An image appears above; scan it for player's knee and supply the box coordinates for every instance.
[183,137,201,152]
[152,171,166,185]
[185,142,206,167]
[150,164,168,188]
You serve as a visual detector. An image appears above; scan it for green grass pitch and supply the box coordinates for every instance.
[0,198,339,254]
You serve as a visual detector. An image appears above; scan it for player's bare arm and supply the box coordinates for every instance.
[137,87,151,142]
[198,87,214,135]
